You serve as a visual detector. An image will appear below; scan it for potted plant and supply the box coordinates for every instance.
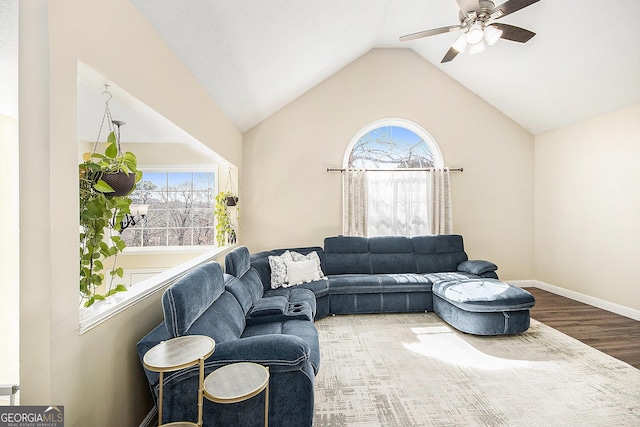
[214,190,238,246]
[79,129,142,307]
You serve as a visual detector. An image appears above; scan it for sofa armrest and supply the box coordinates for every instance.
[457,259,498,276]
[208,334,311,374]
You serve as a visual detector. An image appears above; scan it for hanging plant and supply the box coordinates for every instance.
[79,90,142,307]
[214,191,238,246]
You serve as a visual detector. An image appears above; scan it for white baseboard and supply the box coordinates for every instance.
[507,279,640,322]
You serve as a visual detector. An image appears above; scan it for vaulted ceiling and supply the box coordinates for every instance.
[129,0,640,134]
[1,1,639,137]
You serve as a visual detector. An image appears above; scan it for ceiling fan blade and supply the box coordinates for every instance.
[492,23,536,43]
[441,47,460,63]
[490,0,540,19]
[399,25,462,42]
[456,0,480,15]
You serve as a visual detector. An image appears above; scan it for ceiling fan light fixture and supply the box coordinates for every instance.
[484,24,503,45]
[452,33,468,53]
[466,22,484,45]
[469,39,487,54]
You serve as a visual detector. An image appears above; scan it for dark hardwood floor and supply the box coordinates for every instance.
[525,287,640,370]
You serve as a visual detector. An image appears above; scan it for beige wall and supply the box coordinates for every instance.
[535,104,640,311]
[243,48,535,280]
[0,114,19,387]
[19,1,241,426]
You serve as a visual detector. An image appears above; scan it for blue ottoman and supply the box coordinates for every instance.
[432,279,535,335]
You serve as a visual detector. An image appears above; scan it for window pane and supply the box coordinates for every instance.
[193,172,215,190]
[119,170,219,248]
[143,228,168,246]
[168,172,193,189]
[193,227,216,245]
[167,209,193,228]
[141,172,168,189]
[120,228,142,247]
[192,209,214,227]
[349,126,435,169]
[168,228,192,246]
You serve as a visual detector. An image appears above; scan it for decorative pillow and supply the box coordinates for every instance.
[457,260,498,275]
[284,258,321,287]
[290,251,326,279]
[268,251,293,289]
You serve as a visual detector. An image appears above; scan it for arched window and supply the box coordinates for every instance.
[344,118,443,169]
[343,119,451,237]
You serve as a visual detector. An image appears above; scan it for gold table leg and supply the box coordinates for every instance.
[264,367,269,427]
[158,371,164,426]
[198,357,205,427]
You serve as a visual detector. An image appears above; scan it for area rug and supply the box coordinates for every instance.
[313,313,640,427]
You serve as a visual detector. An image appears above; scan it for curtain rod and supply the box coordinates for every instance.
[326,167,463,173]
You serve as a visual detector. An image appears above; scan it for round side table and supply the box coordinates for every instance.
[143,335,215,427]
[204,362,270,427]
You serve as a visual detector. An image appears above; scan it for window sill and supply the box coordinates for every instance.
[79,244,237,334]
[123,245,218,255]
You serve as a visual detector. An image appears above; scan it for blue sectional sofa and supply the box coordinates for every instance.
[136,262,319,427]
[137,234,534,426]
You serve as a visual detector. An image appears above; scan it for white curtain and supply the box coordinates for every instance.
[428,168,453,235]
[343,168,453,237]
[342,169,368,236]
[367,171,429,236]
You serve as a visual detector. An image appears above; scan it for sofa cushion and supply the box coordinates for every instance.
[181,291,246,343]
[324,236,371,274]
[378,273,433,293]
[268,250,293,288]
[290,250,325,279]
[369,236,417,274]
[224,275,254,315]
[224,245,251,277]
[328,274,381,295]
[432,279,535,312]
[162,262,226,338]
[242,319,321,375]
[285,258,320,286]
[250,247,325,293]
[412,235,468,273]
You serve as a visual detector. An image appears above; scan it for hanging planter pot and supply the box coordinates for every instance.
[100,171,136,197]
[225,196,239,207]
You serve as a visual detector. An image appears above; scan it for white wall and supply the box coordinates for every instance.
[535,104,640,311]
[0,114,19,388]
[243,48,535,280]
[19,1,241,425]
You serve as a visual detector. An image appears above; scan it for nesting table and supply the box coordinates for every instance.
[204,362,270,427]
[143,335,216,426]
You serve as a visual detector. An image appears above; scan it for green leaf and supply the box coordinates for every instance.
[104,141,118,158]
[94,179,115,193]
[107,131,117,144]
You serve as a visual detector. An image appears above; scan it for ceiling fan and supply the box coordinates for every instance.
[400,0,540,63]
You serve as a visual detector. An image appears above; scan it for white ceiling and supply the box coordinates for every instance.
[128,0,640,135]
[2,1,639,137]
